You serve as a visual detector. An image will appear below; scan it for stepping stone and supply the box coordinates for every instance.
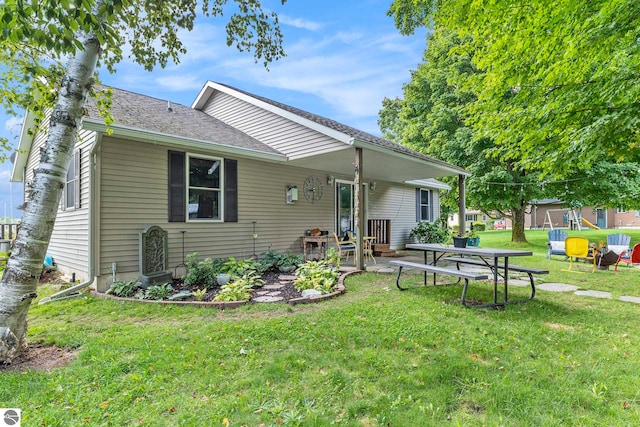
[253,296,284,303]
[537,283,579,292]
[278,275,297,281]
[376,268,395,274]
[263,284,285,290]
[619,296,640,304]
[574,290,611,299]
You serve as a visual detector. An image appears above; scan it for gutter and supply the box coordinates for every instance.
[39,133,101,304]
[352,138,470,177]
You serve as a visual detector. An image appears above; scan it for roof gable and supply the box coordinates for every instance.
[193,81,467,176]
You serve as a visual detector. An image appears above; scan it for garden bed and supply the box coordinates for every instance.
[93,268,353,309]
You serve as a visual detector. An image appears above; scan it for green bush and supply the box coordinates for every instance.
[184,253,221,288]
[294,260,340,294]
[145,283,174,300]
[472,222,486,232]
[214,278,255,302]
[221,257,262,277]
[106,279,142,298]
[409,221,451,243]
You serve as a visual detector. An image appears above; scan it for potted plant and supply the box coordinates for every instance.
[466,229,479,247]
[452,234,467,248]
[409,221,451,244]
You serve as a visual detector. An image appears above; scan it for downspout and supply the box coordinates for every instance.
[39,133,101,304]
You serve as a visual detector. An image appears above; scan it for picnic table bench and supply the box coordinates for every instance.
[441,256,549,303]
[389,260,490,307]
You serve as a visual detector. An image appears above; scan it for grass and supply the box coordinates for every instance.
[3,229,640,426]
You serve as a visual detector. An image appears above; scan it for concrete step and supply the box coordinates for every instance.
[375,250,396,257]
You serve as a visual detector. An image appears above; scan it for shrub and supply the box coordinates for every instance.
[472,222,486,232]
[106,279,142,298]
[259,249,282,270]
[214,280,253,302]
[409,221,451,243]
[145,283,174,300]
[294,260,339,294]
[221,257,262,277]
[184,253,220,288]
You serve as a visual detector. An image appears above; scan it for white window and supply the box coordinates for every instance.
[62,149,80,211]
[418,189,432,221]
[187,155,223,221]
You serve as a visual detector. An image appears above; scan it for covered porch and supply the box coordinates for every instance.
[289,141,469,270]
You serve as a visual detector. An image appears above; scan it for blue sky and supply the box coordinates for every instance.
[0,0,428,219]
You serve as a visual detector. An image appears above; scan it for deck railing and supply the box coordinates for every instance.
[367,219,391,245]
[0,223,19,240]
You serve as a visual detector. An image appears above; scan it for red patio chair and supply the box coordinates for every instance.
[615,243,640,273]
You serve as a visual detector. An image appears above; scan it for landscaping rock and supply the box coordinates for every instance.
[253,296,284,303]
[301,289,322,298]
[168,290,193,301]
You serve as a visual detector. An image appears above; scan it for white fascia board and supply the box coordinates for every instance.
[405,180,452,191]
[353,138,470,177]
[11,110,36,182]
[192,81,353,144]
[82,119,287,162]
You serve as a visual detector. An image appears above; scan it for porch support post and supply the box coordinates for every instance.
[354,147,365,270]
[458,174,466,236]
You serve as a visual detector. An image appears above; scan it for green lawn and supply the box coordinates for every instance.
[3,229,640,426]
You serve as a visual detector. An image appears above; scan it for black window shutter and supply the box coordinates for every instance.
[168,150,186,222]
[224,159,238,222]
[415,188,421,222]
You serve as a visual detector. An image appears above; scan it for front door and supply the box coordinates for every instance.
[596,208,607,229]
[336,181,354,237]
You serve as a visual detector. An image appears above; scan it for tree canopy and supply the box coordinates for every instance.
[384,0,640,240]
[388,0,640,175]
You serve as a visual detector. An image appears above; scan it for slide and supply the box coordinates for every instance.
[582,217,600,230]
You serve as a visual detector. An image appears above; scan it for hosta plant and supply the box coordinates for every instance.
[294,260,339,293]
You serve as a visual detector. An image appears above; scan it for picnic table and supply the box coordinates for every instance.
[391,243,548,308]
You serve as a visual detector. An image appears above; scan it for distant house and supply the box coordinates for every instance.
[12,82,468,291]
[528,199,640,230]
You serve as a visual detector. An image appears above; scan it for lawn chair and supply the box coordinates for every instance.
[547,229,568,259]
[615,242,640,273]
[563,237,596,273]
[333,232,355,262]
[605,233,631,258]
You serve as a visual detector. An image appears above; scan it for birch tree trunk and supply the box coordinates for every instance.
[0,28,101,364]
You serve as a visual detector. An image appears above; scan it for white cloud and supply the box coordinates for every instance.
[279,14,324,31]
[4,116,23,134]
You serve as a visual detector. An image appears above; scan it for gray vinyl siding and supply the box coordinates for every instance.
[368,182,441,249]
[23,127,94,279]
[201,92,346,159]
[97,137,337,288]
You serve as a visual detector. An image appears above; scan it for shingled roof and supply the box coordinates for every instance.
[213,82,467,174]
[83,86,283,156]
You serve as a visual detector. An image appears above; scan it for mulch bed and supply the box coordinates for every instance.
[171,268,303,303]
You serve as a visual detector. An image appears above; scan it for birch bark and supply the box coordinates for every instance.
[0,24,101,364]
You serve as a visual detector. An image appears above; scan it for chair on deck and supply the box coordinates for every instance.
[333,232,356,262]
[547,229,568,259]
[563,237,596,272]
[615,242,640,273]
[345,230,376,264]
